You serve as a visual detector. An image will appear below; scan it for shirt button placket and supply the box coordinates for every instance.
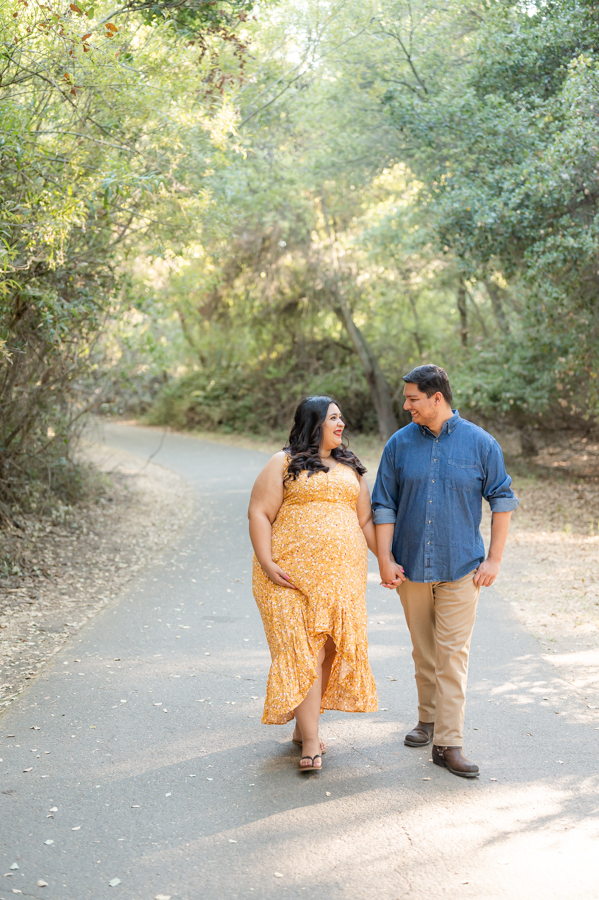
[426,443,438,578]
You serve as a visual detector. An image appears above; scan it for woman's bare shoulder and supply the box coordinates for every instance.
[260,450,287,475]
[270,450,288,465]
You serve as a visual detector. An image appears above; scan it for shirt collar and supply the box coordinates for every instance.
[419,409,461,439]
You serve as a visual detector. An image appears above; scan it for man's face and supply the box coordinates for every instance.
[403,383,440,425]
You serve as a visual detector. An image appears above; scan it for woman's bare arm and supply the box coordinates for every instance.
[248,452,296,589]
[356,475,377,556]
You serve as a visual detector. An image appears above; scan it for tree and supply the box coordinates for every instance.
[0,0,252,508]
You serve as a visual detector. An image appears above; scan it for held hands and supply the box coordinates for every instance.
[263,561,297,589]
[473,557,501,587]
[379,556,406,589]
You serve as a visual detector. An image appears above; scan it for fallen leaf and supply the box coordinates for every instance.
[108,878,121,887]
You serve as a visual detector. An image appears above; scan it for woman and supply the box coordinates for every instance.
[248,396,378,771]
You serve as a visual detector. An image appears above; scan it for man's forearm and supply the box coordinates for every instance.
[375,523,395,563]
[488,511,512,562]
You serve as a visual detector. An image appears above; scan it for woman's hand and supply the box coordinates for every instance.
[263,561,297,589]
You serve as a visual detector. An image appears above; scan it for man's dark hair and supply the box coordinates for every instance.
[403,364,453,405]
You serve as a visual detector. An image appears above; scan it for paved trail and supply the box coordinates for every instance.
[1,424,598,900]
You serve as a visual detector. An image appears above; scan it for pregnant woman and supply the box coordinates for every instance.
[248,396,378,771]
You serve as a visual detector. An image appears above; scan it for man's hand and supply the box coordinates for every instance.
[473,557,501,587]
[379,557,406,589]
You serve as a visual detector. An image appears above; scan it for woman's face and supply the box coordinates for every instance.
[320,403,345,453]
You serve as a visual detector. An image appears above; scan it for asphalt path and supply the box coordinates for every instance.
[1,423,598,900]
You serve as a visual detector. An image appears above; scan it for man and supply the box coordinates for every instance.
[372,364,518,778]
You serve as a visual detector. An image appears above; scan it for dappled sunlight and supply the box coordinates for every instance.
[132,767,599,897]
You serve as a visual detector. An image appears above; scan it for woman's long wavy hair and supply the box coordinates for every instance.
[283,395,366,484]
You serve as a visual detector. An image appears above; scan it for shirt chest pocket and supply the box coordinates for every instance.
[447,457,478,492]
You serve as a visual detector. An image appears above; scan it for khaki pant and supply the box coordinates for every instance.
[398,571,480,746]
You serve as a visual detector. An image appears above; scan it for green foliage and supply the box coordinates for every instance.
[0,0,251,508]
[378,0,599,421]
[4,0,599,488]
[146,362,375,434]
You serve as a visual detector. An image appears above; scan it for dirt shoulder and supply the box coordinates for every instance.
[0,441,193,711]
[494,471,599,719]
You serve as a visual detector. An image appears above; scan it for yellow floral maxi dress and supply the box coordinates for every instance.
[252,460,378,725]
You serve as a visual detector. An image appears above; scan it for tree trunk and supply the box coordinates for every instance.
[406,286,424,355]
[333,299,398,441]
[464,285,488,337]
[485,279,510,332]
[322,202,398,441]
[457,278,468,347]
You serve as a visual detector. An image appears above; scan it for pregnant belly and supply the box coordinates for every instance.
[271,503,367,591]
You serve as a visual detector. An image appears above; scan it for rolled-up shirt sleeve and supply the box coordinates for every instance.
[483,439,519,512]
[372,444,400,525]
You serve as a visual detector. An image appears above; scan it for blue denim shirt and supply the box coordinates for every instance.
[371,411,519,583]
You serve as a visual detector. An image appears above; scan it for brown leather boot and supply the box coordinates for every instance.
[404,721,434,747]
[432,745,479,778]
